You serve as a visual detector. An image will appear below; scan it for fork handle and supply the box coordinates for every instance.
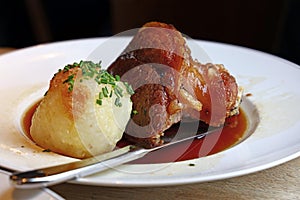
[10,128,217,189]
[10,146,148,189]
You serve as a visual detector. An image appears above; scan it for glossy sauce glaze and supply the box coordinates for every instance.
[22,101,248,164]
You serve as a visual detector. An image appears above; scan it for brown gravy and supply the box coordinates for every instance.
[22,101,248,164]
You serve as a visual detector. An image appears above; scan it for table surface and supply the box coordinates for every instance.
[1,48,299,200]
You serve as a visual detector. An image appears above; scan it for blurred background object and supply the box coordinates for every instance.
[0,0,299,65]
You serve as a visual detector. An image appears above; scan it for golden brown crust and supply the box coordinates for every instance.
[48,67,78,120]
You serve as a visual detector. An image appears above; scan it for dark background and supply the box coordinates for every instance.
[0,0,299,65]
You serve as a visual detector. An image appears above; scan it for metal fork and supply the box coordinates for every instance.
[9,127,220,189]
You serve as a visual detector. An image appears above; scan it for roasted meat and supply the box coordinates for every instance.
[180,62,241,126]
[108,22,241,148]
[108,22,188,147]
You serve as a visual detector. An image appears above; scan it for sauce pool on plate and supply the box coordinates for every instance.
[22,101,248,164]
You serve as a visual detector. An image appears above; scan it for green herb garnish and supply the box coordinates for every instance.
[114,97,122,107]
[123,82,135,95]
[102,86,109,97]
[63,74,75,92]
[96,99,102,106]
[132,110,138,115]
[62,60,134,107]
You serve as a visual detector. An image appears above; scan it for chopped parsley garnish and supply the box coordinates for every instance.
[63,74,75,92]
[114,97,122,107]
[132,110,138,115]
[123,82,134,95]
[62,60,134,107]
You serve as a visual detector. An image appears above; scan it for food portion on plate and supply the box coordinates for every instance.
[30,61,134,158]
[29,21,243,159]
[108,21,243,148]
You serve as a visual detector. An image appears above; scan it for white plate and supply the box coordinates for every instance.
[0,37,300,187]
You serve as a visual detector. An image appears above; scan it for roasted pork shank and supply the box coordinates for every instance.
[108,22,241,148]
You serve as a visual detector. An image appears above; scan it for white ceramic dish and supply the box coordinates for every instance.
[0,37,299,187]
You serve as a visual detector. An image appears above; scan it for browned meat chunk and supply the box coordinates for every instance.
[108,22,241,148]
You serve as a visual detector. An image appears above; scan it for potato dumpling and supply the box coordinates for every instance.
[30,61,133,158]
